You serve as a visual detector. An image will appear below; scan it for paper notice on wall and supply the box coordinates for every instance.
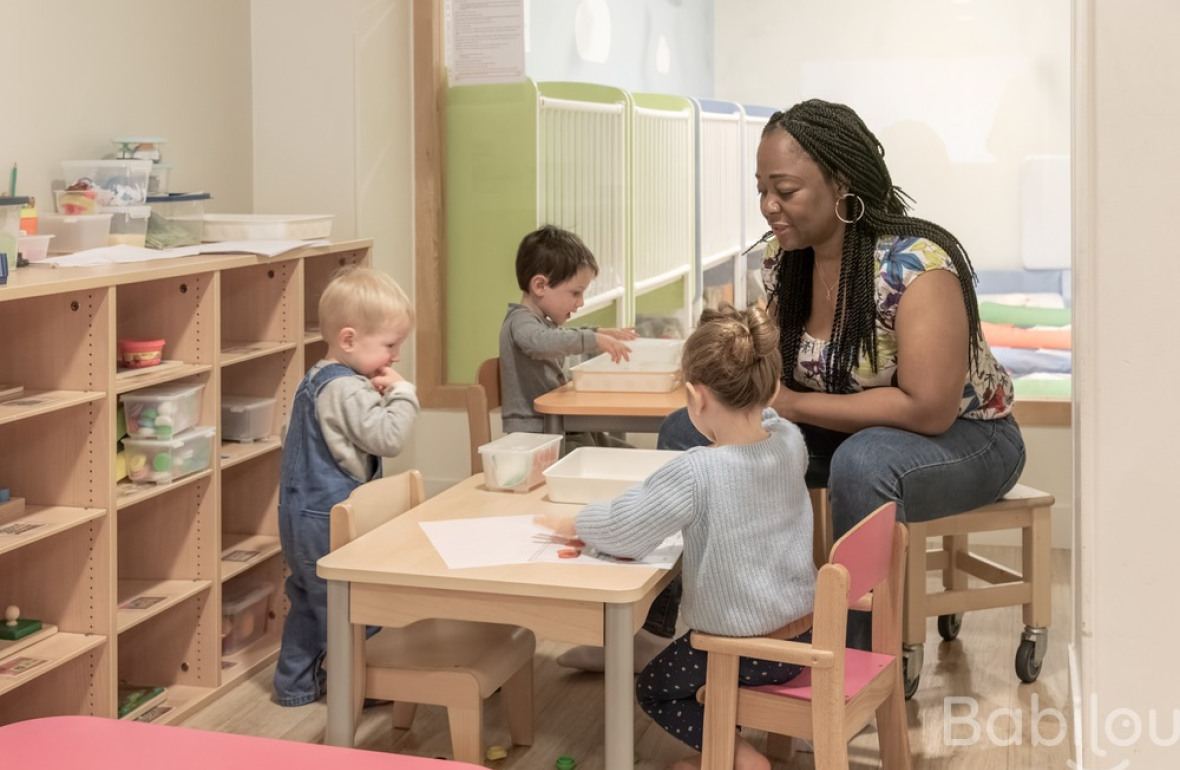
[448,0,525,85]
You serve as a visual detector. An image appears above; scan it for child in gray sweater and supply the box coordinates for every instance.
[499,225,635,447]
[538,305,815,770]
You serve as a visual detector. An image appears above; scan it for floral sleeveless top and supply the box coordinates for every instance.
[762,235,1014,420]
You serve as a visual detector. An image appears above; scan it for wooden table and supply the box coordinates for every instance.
[317,475,679,768]
[534,383,686,435]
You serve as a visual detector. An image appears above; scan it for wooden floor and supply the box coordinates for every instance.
[183,546,1072,769]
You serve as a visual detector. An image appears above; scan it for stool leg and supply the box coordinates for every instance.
[502,659,535,746]
[446,698,484,765]
[903,521,928,647]
[1023,506,1052,629]
[942,535,967,593]
[811,488,832,567]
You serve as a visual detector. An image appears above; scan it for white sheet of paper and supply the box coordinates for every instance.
[44,244,200,266]
[197,239,330,257]
[420,514,682,570]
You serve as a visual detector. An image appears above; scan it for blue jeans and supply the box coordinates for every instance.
[655,407,1027,646]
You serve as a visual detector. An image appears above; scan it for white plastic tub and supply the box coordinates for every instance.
[123,425,215,484]
[40,213,113,253]
[221,581,275,655]
[18,234,54,263]
[543,447,682,503]
[120,382,205,439]
[478,433,562,493]
[221,395,276,442]
[202,214,334,242]
[571,337,683,393]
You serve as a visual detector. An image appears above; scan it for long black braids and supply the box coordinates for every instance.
[765,99,983,394]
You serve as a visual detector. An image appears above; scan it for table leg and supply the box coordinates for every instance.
[543,414,563,436]
[325,579,356,747]
[604,603,634,768]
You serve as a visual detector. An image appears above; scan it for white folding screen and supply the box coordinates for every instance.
[697,104,744,271]
[538,96,627,308]
[631,105,695,291]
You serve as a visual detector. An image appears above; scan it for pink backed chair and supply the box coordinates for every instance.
[691,502,911,770]
[0,715,487,769]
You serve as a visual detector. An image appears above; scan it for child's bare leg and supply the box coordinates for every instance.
[665,735,769,770]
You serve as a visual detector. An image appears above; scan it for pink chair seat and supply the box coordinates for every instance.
[749,648,895,702]
[0,716,486,769]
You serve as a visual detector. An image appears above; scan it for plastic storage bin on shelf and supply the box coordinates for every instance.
[55,188,100,215]
[60,159,152,206]
[40,212,113,253]
[202,213,333,242]
[544,447,682,504]
[221,581,275,655]
[0,197,25,236]
[221,395,276,442]
[148,163,172,195]
[105,206,151,247]
[146,193,209,248]
[123,426,215,484]
[478,433,562,493]
[120,381,205,438]
[18,234,54,263]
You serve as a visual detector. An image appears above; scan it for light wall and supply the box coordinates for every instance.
[524,0,713,97]
[0,0,253,213]
[1073,0,1180,764]
[714,0,1070,272]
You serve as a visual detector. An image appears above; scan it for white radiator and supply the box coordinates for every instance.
[631,105,695,290]
[537,96,627,305]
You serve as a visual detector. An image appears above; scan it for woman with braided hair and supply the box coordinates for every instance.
[658,99,1025,649]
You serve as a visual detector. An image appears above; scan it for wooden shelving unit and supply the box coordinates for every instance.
[0,240,371,726]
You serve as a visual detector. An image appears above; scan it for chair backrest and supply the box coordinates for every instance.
[829,501,897,602]
[465,357,501,474]
[329,469,426,550]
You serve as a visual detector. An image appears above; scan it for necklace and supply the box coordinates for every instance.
[815,263,838,302]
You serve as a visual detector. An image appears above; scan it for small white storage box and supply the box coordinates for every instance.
[40,213,113,253]
[543,447,682,504]
[202,213,334,242]
[120,382,205,439]
[571,337,683,393]
[478,432,562,493]
[123,425,215,484]
[221,395,276,442]
[221,581,275,655]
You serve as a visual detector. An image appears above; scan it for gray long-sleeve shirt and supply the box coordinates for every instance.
[576,411,816,636]
[498,303,598,433]
[303,360,420,481]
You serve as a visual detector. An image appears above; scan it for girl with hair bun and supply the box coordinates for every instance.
[538,305,816,770]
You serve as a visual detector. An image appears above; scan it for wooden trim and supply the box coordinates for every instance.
[411,0,465,409]
[1012,397,1071,428]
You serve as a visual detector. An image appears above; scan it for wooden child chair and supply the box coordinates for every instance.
[329,469,535,764]
[692,502,911,770]
[465,357,500,475]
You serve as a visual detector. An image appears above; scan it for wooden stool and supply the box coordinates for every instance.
[900,484,1054,698]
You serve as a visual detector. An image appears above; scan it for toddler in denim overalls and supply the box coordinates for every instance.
[274,267,418,707]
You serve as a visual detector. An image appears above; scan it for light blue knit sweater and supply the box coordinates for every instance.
[575,410,816,636]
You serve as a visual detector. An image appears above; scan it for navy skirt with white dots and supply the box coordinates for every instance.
[635,630,805,751]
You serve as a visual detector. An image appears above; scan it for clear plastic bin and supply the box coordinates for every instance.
[1,196,30,237]
[55,188,100,215]
[123,425,215,484]
[120,382,205,439]
[60,159,153,206]
[146,193,209,248]
[148,163,172,195]
[543,447,682,504]
[478,433,562,493]
[104,205,151,247]
[18,234,54,263]
[202,213,333,242]
[221,581,275,655]
[221,395,276,442]
[40,213,113,254]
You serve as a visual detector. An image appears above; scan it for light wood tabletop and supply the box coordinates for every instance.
[319,474,679,768]
[532,383,685,434]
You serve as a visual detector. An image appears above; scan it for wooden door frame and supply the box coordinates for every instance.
[413,0,467,408]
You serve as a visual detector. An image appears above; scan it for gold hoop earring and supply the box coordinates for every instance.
[835,192,865,225]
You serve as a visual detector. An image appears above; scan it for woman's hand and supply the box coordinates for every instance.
[534,512,578,539]
[772,384,803,423]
